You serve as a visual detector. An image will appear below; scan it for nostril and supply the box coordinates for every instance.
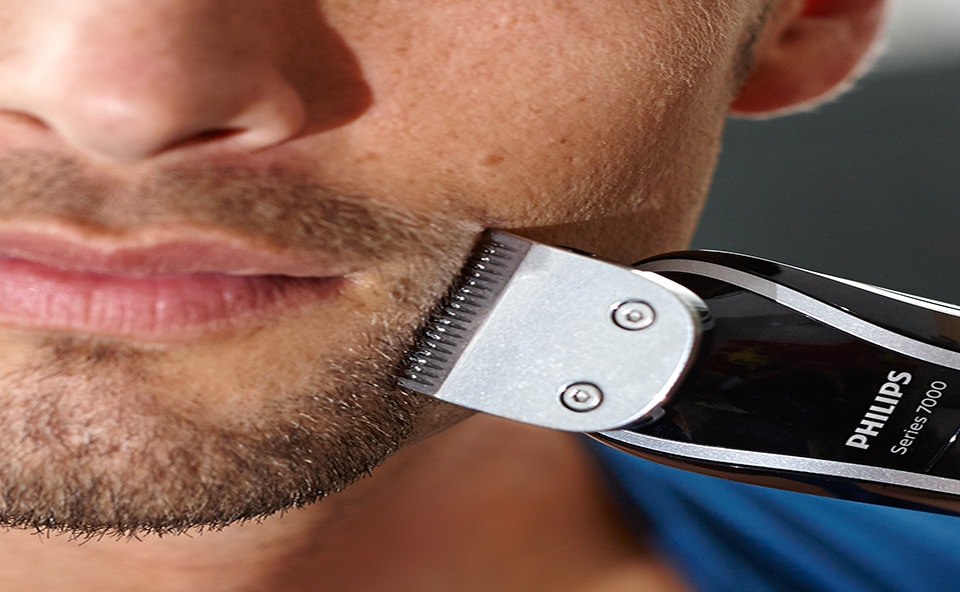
[161,127,246,152]
[191,128,244,143]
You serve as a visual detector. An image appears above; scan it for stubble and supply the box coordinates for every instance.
[0,151,478,537]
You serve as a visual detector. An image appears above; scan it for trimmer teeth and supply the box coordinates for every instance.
[399,231,529,393]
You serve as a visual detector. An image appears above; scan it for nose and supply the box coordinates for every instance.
[0,1,310,161]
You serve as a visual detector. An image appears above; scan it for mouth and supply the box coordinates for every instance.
[0,229,349,341]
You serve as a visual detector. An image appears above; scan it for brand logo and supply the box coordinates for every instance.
[845,370,912,450]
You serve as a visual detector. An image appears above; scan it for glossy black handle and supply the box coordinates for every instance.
[599,252,960,515]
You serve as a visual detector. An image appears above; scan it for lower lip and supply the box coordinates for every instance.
[0,257,342,340]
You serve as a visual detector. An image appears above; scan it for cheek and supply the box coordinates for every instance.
[321,3,737,232]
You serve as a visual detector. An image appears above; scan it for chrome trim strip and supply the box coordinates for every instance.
[600,429,960,494]
[640,259,960,371]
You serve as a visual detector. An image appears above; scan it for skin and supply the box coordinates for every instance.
[0,0,885,590]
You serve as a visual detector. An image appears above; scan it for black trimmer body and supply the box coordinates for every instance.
[599,251,960,515]
[401,231,960,516]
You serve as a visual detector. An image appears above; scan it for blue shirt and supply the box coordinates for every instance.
[591,443,960,591]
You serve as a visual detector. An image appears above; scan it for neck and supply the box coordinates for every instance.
[0,415,687,592]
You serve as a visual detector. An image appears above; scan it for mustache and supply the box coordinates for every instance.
[0,150,474,258]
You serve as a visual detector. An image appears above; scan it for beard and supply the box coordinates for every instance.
[0,151,479,537]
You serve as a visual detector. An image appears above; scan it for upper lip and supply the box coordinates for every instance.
[0,226,348,278]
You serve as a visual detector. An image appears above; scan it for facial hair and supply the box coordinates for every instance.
[0,151,479,537]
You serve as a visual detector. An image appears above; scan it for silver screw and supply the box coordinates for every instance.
[612,300,656,331]
[560,382,603,412]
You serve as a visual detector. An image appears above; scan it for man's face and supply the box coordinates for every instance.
[0,0,766,535]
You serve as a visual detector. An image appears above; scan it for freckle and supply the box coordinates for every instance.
[576,96,587,103]
[481,154,505,166]
[395,46,409,54]
[557,137,569,145]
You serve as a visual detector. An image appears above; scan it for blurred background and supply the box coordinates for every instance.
[694,0,960,301]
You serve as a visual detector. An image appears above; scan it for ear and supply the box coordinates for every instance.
[730,0,886,115]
